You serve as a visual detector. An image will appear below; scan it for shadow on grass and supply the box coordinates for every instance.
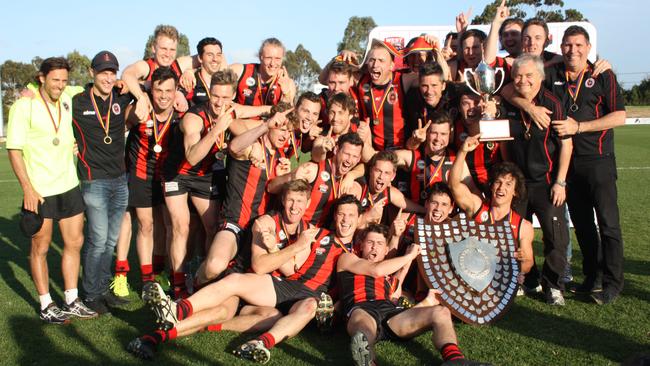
[625,258,650,277]
[0,214,38,306]
[495,304,648,362]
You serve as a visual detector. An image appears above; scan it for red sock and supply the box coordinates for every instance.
[115,260,130,276]
[153,255,166,275]
[441,343,465,362]
[258,332,276,349]
[140,264,154,283]
[176,299,193,320]
[143,328,178,345]
[205,323,222,332]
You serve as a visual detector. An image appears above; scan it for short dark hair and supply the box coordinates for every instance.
[358,223,389,243]
[499,18,524,39]
[523,18,550,43]
[336,132,364,149]
[368,150,398,171]
[210,69,237,90]
[333,194,362,216]
[427,182,453,202]
[461,29,487,46]
[429,110,452,127]
[418,62,445,80]
[328,92,356,114]
[562,25,590,44]
[151,66,178,86]
[296,91,321,107]
[37,57,70,85]
[488,162,527,205]
[197,37,223,56]
[329,62,355,78]
[445,32,458,43]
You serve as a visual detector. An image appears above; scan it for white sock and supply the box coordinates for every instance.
[39,293,53,310]
[64,288,78,305]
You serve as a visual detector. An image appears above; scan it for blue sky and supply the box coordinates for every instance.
[0,0,647,87]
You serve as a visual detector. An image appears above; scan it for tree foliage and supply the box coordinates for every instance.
[337,16,377,55]
[285,44,322,93]
[66,50,91,86]
[143,26,190,60]
[624,77,650,106]
[1,60,37,126]
[472,0,585,24]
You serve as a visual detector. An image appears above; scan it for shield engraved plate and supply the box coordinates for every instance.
[415,213,519,325]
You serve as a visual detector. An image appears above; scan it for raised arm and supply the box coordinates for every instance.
[449,135,483,215]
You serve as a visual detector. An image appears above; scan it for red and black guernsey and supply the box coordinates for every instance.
[339,270,393,312]
[287,229,345,292]
[454,119,502,191]
[357,71,407,150]
[183,69,210,106]
[236,64,283,106]
[544,62,625,157]
[72,84,134,181]
[145,58,182,81]
[162,103,222,180]
[304,159,337,226]
[406,148,456,203]
[501,87,566,184]
[126,111,180,181]
[222,155,267,229]
[473,202,523,241]
[265,211,309,277]
[258,142,296,213]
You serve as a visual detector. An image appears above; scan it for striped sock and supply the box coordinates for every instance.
[440,343,465,362]
[142,328,178,345]
[176,299,193,320]
[258,332,276,349]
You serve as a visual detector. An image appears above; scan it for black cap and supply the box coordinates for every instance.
[91,51,119,72]
[19,207,43,238]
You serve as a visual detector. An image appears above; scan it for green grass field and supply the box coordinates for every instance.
[1,126,649,366]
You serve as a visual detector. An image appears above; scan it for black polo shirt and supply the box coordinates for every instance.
[544,62,625,157]
[501,86,566,184]
[72,84,134,180]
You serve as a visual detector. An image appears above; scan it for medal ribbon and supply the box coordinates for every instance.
[152,110,173,147]
[90,88,113,139]
[38,88,61,135]
[207,111,226,150]
[423,153,445,189]
[333,237,351,253]
[280,215,302,247]
[197,71,210,96]
[488,208,512,225]
[565,67,587,104]
[370,83,393,120]
[257,73,279,105]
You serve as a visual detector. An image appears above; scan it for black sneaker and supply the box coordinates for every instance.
[61,298,99,319]
[350,331,372,366]
[591,291,618,305]
[126,337,157,360]
[39,303,71,324]
[103,291,130,307]
[569,281,603,295]
[85,297,110,315]
[233,340,270,364]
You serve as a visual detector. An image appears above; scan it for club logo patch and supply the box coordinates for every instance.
[246,77,256,87]
[318,184,329,193]
[320,236,331,245]
[62,101,70,112]
[480,211,489,222]
[585,78,595,88]
[320,171,331,181]
[112,103,121,115]
[416,159,426,170]
[243,89,252,97]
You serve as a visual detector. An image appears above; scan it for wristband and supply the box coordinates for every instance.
[555,180,567,187]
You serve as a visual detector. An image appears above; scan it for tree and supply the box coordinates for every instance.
[1,60,37,126]
[337,16,377,56]
[66,50,91,86]
[284,44,322,93]
[624,77,650,106]
[472,0,585,24]
[143,25,190,60]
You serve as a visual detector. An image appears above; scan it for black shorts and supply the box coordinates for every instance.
[347,300,405,341]
[128,176,163,208]
[40,186,85,220]
[163,173,222,200]
[271,277,320,314]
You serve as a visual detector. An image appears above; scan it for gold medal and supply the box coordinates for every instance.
[486,141,495,150]
[104,135,113,145]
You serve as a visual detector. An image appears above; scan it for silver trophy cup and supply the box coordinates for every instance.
[463,61,511,141]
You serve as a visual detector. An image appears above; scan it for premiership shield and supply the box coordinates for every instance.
[415,213,519,325]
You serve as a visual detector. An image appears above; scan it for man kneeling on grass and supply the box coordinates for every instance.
[337,224,490,366]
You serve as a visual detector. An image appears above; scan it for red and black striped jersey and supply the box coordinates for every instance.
[258,142,296,214]
[263,212,309,277]
[287,229,345,292]
[339,270,393,311]
[126,112,180,181]
[183,69,210,106]
[145,58,182,81]
[406,148,456,204]
[222,156,267,229]
[454,119,502,191]
[163,103,223,179]
[236,64,282,106]
[304,159,337,226]
[473,202,523,241]
[357,71,407,150]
